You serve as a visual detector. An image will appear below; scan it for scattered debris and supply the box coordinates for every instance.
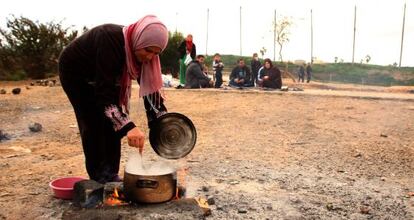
[26,86,31,90]
[0,130,10,141]
[291,87,304,91]
[238,208,248,214]
[280,86,289,91]
[12,88,21,95]
[0,89,6,94]
[229,180,240,185]
[8,146,31,153]
[354,152,362,158]
[326,203,334,211]
[360,205,371,214]
[380,177,386,181]
[195,197,212,216]
[380,134,388,138]
[207,196,216,205]
[345,106,354,110]
[407,192,414,197]
[201,186,209,192]
[29,123,42,132]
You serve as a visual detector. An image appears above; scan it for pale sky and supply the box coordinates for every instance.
[1,0,413,66]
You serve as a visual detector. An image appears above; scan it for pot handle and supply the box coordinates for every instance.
[136,179,159,189]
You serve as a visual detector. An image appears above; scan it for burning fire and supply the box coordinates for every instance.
[104,187,128,206]
[174,167,189,200]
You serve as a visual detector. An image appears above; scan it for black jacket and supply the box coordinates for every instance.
[230,65,251,82]
[259,66,282,89]
[185,61,210,88]
[178,41,196,59]
[251,59,261,75]
[59,24,166,136]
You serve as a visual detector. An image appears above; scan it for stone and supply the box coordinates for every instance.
[201,186,209,192]
[0,89,6,94]
[354,152,362,158]
[0,130,10,141]
[238,208,248,214]
[207,196,215,205]
[12,88,21,95]
[29,123,42,132]
[360,205,371,214]
[380,134,388,138]
[73,180,104,208]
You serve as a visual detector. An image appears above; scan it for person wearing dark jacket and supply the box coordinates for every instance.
[250,53,261,86]
[185,55,211,88]
[178,34,196,86]
[257,58,282,89]
[298,64,305,82]
[229,59,252,87]
[58,15,169,183]
[212,53,224,88]
[306,63,312,83]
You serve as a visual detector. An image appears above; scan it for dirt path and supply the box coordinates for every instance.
[0,82,413,219]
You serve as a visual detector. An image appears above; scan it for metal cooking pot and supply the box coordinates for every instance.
[123,170,177,203]
[149,112,197,159]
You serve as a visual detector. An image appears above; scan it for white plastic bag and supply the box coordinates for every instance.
[184,54,192,66]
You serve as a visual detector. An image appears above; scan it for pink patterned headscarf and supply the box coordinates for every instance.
[120,15,168,111]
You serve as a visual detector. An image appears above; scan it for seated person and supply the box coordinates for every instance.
[257,58,282,89]
[229,58,253,87]
[185,55,212,88]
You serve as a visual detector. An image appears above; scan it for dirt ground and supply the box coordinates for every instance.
[0,80,414,219]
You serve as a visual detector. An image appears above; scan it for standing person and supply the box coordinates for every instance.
[250,53,261,86]
[229,58,252,87]
[178,34,196,87]
[185,55,212,88]
[58,15,169,184]
[257,58,282,89]
[298,64,305,83]
[306,62,312,83]
[212,53,224,88]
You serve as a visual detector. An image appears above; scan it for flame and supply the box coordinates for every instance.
[104,187,127,206]
[177,167,189,187]
[114,187,119,198]
[173,167,189,200]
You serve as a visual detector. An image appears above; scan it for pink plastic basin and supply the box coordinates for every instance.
[49,177,86,200]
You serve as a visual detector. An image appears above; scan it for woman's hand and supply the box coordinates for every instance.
[127,127,145,154]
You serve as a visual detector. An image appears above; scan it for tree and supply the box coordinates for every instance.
[0,15,78,79]
[275,17,292,62]
[159,31,184,77]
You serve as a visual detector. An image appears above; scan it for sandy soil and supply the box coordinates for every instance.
[0,81,414,219]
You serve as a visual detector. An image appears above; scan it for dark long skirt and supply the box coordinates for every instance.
[59,69,121,184]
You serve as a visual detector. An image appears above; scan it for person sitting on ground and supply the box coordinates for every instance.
[257,58,282,89]
[185,55,212,88]
[229,58,252,87]
[162,71,174,88]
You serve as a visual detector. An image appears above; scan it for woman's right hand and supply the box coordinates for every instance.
[127,127,145,154]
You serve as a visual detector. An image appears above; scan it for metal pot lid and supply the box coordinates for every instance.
[149,113,197,159]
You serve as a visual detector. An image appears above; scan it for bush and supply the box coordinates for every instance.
[0,15,78,80]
